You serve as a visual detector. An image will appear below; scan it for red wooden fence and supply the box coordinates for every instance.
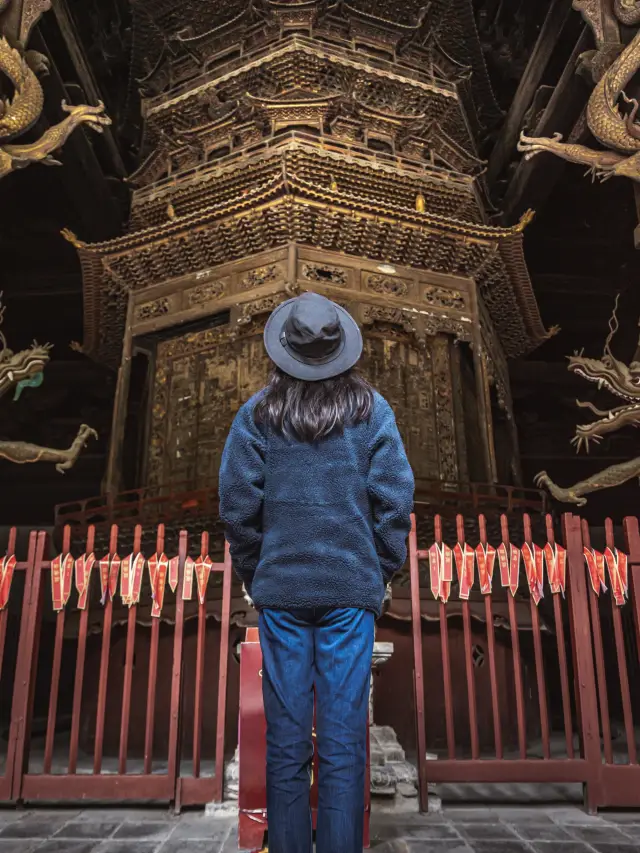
[409,511,640,813]
[1,512,639,811]
[0,524,232,806]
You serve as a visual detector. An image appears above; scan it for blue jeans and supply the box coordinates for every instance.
[258,607,375,853]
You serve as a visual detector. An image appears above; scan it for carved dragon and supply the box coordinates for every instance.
[535,297,640,506]
[0,294,97,473]
[0,0,111,180]
[517,0,640,184]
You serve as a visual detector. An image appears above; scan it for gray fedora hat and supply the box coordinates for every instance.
[263,292,363,381]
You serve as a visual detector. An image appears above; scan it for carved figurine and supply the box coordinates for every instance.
[0,294,97,473]
[0,0,110,180]
[517,0,640,184]
[535,296,640,505]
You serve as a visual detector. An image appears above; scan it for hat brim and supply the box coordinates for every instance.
[263,297,363,381]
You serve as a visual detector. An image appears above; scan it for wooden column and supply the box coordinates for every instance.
[468,283,497,484]
[104,293,135,498]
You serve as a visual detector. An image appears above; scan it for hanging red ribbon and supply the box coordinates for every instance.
[522,543,544,605]
[583,547,607,596]
[453,542,475,600]
[149,552,169,618]
[75,553,95,611]
[128,553,145,606]
[475,543,496,595]
[98,555,110,604]
[604,547,628,606]
[195,555,212,605]
[543,543,567,596]
[427,543,453,603]
[51,553,74,612]
[496,542,520,597]
[168,555,179,593]
[108,554,121,602]
[0,554,17,611]
[183,556,195,601]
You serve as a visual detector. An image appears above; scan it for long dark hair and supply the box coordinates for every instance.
[254,367,374,442]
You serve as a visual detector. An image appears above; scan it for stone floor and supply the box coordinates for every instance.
[0,805,639,852]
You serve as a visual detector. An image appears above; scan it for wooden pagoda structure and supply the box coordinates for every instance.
[62,0,549,524]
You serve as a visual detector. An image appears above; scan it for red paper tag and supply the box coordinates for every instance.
[128,553,145,606]
[108,554,121,601]
[584,547,607,596]
[195,555,212,605]
[75,553,95,610]
[0,554,17,611]
[183,557,195,601]
[544,543,566,596]
[99,555,110,604]
[168,556,179,593]
[453,542,475,600]
[522,543,544,605]
[120,554,132,605]
[51,553,74,611]
[151,553,169,618]
[475,544,496,595]
[604,547,628,606]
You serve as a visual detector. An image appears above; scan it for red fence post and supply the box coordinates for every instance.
[10,531,47,801]
[562,513,602,813]
[408,514,428,811]
[623,516,640,679]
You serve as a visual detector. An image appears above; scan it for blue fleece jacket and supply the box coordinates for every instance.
[218,390,414,616]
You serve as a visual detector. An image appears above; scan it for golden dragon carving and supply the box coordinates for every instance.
[0,294,97,473]
[0,0,111,180]
[535,297,640,506]
[518,0,640,183]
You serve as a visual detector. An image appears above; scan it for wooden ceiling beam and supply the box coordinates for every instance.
[499,26,591,221]
[45,0,127,179]
[487,0,576,187]
[29,30,124,240]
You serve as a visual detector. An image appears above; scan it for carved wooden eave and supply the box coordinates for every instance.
[243,89,343,130]
[128,140,483,228]
[65,160,545,366]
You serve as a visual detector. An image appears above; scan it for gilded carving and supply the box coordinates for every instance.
[301,263,348,286]
[423,285,466,311]
[135,297,171,322]
[185,279,227,306]
[240,265,280,290]
[365,274,409,298]
[238,294,286,325]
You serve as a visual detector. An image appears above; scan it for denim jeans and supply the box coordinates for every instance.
[258,607,375,853]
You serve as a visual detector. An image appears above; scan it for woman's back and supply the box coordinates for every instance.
[220,389,413,614]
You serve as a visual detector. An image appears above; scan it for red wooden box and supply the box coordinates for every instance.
[238,627,371,851]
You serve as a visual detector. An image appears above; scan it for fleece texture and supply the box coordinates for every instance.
[218,390,415,616]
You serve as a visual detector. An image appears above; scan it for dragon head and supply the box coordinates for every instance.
[0,294,51,399]
[567,295,640,451]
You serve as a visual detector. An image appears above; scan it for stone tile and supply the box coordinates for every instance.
[530,844,593,853]
[620,827,640,842]
[35,842,100,853]
[376,823,461,842]
[548,808,607,825]
[54,822,121,840]
[160,841,225,853]
[591,846,640,853]
[497,809,556,826]
[111,822,173,841]
[472,844,534,853]
[404,843,473,853]
[95,844,160,853]
[0,841,39,853]
[604,814,640,824]
[79,810,173,823]
[0,817,70,839]
[0,813,26,826]
[511,824,575,842]
[568,825,630,843]
[458,823,520,841]
[444,809,501,824]
[169,816,233,842]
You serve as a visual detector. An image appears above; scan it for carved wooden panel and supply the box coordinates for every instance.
[360,334,459,482]
[148,324,270,489]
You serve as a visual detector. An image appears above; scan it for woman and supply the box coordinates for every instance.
[219,292,414,853]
